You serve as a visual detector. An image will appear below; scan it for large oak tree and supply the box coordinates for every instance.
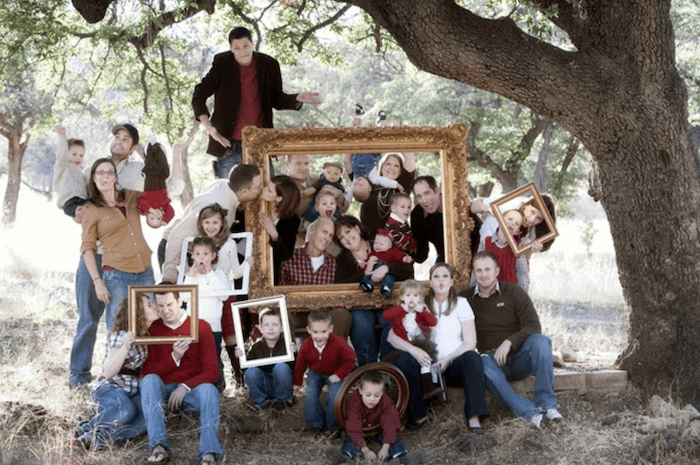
[70,0,700,400]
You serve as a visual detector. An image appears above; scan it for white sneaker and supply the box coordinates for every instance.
[546,408,563,422]
[530,413,543,429]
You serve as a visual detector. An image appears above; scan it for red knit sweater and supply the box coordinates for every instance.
[294,333,356,386]
[345,390,401,448]
[141,317,219,389]
[484,236,517,284]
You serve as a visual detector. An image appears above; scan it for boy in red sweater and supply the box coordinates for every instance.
[341,370,407,461]
[294,310,356,436]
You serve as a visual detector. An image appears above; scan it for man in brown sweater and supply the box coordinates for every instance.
[461,251,563,428]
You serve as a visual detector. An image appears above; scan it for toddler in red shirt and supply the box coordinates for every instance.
[340,370,407,461]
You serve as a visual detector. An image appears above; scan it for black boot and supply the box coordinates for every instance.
[225,344,245,386]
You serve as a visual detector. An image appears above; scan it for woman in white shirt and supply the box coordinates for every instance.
[387,263,489,431]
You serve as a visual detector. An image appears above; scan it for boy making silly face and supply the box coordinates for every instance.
[315,192,337,219]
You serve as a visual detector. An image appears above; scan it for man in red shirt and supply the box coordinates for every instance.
[192,26,320,178]
[140,290,220,464]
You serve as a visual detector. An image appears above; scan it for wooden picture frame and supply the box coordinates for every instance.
[490,182,558,257]
[241,123,473,309]
[231,295,295,369]
[176,232,253,296]
[128,284,199,344]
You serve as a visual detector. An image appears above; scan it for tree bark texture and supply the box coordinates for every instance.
[347,0,700,399]
[2,130,27,228]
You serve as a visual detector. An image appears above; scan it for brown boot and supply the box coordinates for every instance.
[421,373,442,400]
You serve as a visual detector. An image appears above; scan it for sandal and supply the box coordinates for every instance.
[146,445,170,463]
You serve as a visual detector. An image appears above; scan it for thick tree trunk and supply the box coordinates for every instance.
[2,130,27,228]
[348,0,700,400]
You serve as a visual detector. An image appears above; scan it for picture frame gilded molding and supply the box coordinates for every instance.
[242,124,473,310]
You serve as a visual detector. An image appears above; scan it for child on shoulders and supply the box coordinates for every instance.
[341,369,408,461]
[359,229,414,298]
[294,310,356,436]
[304,161,349,221]
[236,307,295,410]
[53,125,88,222]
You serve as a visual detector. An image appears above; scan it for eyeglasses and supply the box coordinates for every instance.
[95,170,115,176]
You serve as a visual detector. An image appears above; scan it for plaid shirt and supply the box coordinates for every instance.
[280,244,337,285]
[92,330,148,396]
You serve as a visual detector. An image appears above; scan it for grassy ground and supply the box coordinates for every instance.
[2,186,695,464]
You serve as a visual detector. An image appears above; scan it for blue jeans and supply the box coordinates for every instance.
[102,268,155,331]
[304,370,342,432]
[140,374,222,462]
[351,153,381,178]
[351,309,392,366]
[341,434,407,460]
[393,351,426,423]
[443,351,490,421]
[481,334,558,420]
[244,364,293,408]
[69,254,105,386]
[82,385,146,448]
[215,141,275,179]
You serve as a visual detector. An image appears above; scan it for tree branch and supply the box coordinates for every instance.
[295,5,352,52]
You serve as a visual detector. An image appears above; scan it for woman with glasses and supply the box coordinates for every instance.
[81,158,155,331]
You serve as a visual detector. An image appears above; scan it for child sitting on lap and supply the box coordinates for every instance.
[341,369,408,461]
[359,229,413,298]
[383,279,442,399]
[294,310,356,436]
[236,307,295,410]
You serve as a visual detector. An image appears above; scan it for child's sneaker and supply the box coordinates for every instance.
[381,285,392,298]
[545,408,563,422]
[530,413,544,429]
[359,281,373,292]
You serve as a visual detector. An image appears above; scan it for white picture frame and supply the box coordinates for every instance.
[231,295,295,369]
[177,232,253,296]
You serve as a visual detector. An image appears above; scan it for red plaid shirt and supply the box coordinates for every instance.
[280,244,337,285]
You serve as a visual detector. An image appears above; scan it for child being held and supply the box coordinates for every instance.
[137,142,175,228]
[235,307,294,410]
[294,310,356,436]
[359,229,414,298]
[383,279,442,399]
[385,193,417,254]
[476,209,529,291]
[305,161,349,221]
[183,236,230,389]
[341,370,408,461]
[53,125,88,222]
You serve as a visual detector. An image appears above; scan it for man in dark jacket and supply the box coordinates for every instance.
[192,26,320,178]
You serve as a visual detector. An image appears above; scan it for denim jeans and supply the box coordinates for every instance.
[244,364,293,408]
[351,153,381,178]
[351,309,392,366]
[215,141,276,179]
[481,334,558,420]
[141,374,221,462]
[341,434,407,460]
[102,268,155,330]
[304,370,342,432]
[443,351,490,421]
[392,351,427,423]
[83,385,146,448]
[69,254,105,386]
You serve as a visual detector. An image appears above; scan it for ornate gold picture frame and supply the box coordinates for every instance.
[242,124,472,310]
[128,284,199,344]
[490,182,558,257]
